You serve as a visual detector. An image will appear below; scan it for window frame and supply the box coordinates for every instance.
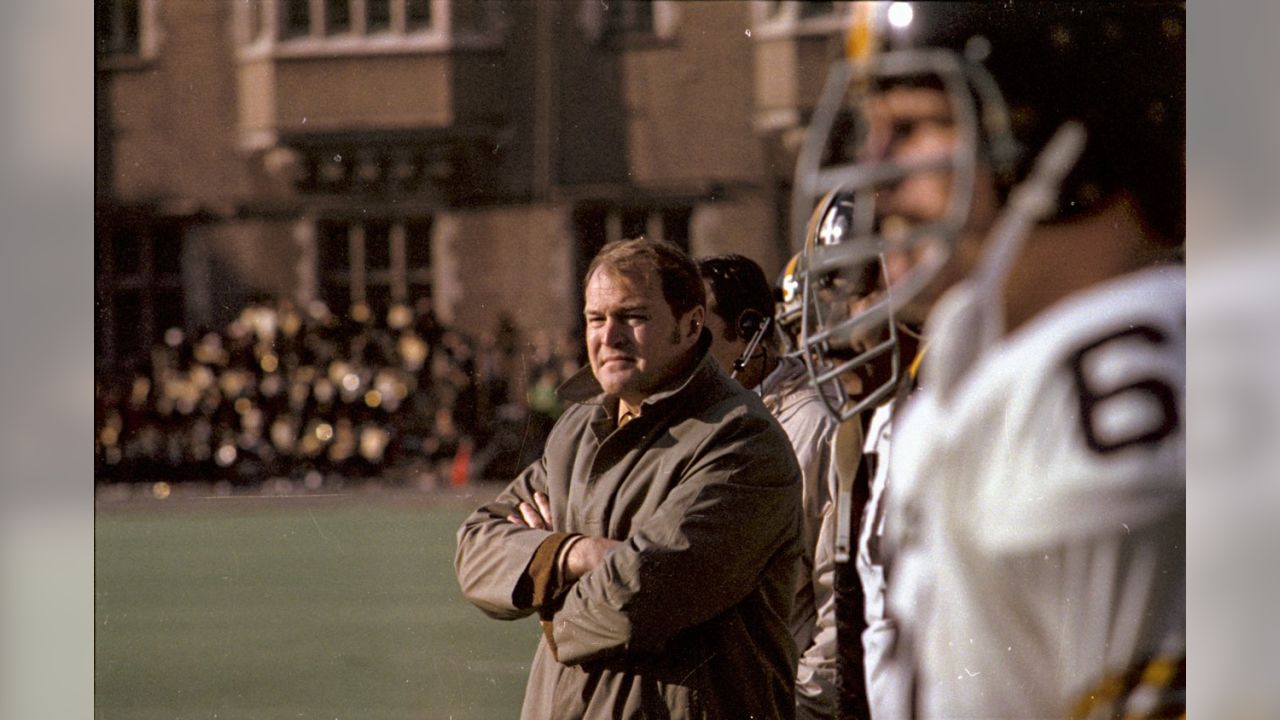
[235,0,508,60]
[96,0,161,69]
[580,0,680,47]
[749,0,854,40]
[315,216,434,316]
[96,213,187,372]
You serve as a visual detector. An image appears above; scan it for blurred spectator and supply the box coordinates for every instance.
[94,298,581,492]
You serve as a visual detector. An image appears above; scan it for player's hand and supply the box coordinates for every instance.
[506,491,554,530]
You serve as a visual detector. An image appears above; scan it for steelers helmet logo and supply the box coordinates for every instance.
[818,203,849,246]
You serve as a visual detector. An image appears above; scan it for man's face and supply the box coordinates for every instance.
[585,269,701,406]
[863,85,1000,323]
[808,272,890,399]
[701,280,746,380]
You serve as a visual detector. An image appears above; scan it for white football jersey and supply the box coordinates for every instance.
[855,401,917,720]
[885,265,1186,718]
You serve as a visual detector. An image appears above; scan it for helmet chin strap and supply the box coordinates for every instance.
[730,317,773,380]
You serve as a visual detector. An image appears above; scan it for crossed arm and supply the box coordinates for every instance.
[454,457,619,622]
[506,491,619,582]
[455,423,801,665]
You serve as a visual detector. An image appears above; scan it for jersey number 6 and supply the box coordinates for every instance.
[1067,325,1180,455]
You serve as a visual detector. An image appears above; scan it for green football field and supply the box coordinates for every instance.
[95,492,537,719]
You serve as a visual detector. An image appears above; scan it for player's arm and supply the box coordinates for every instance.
[545,414,802,665]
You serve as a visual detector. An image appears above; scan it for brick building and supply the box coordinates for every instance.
[96,0,854,372]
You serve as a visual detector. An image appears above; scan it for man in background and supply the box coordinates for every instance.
[698,253,841,719]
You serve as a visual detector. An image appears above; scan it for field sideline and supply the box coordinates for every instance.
[95,487,536,719]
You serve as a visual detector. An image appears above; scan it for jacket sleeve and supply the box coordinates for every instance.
[796,429,840,718]
[789,404,838,558]
[797,496,839,718]
[547,412,803,665]
[454,456,561,620]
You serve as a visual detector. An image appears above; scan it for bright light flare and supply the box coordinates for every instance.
[888,2,914,29]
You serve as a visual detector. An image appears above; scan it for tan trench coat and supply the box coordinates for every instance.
[456,339,803,719]
[758,355,842,719]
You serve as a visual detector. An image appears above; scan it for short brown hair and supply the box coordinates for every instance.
[697,254,776,342]
[585,238,706,318]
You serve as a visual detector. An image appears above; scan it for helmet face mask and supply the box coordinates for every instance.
[795,189,904,422]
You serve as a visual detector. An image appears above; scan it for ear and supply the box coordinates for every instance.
[686,305,705,340]
[737,309,764,339]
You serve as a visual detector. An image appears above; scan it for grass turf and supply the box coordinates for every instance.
[95,496,537,719]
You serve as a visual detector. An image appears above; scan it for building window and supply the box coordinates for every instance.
[752,0,853,37]
[366,0,392,34]
[274,0,429,41]
[97,215,186,372]
[406,0,432,30]
[96,0,140,55]
[244,0,506,51]
[571,202,691,343]
[762,1,838,22]
[451,0,505,38]
[605,0,655,36]
[798,1,837,20]
[404,219,433,301]
[97,0,159,62]
[572,202,692,272]
[325,0,352,34]
[317,218,434,318]
[580,0,678,46]
[660,206,692,249]
[282,0,312,38]
[317,220,352,316]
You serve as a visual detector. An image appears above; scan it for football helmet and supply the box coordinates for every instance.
[792,188,901,422]
[791,2,1183,411]
[791,5,1024,341]
[773,253,804,355]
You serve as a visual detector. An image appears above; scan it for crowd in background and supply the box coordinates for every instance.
[94,298,581,491]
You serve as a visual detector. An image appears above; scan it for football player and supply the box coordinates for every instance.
[792,189,923,720]
[792,3,1185,718]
